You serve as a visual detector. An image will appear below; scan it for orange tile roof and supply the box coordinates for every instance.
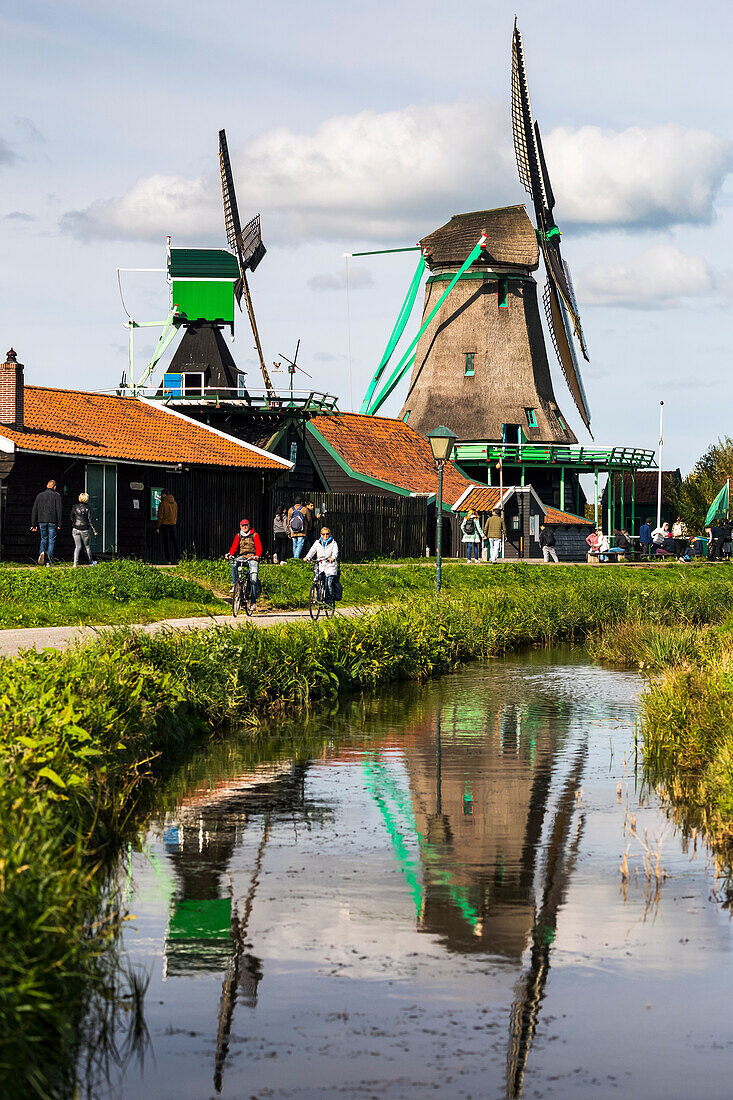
[0,387,289,470]
[544,506,592,526]
[454,486,503,512]
[309,413,473,505]
[456,486,591,527]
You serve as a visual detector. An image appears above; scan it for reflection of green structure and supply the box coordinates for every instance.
[166,897,233,976]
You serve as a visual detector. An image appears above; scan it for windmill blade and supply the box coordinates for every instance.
[541,244,590,361]
[543,281,592,434]
[237,213,266,274]
[534,121,555,215]
[511,19,546,223]
[219,129,242,254]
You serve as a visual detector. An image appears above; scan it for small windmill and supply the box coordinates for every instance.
[278,339,312,404]
[511,19,592,435]
[218,129,277,402]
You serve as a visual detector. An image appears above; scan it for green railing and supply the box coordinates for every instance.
[453,442,656,469]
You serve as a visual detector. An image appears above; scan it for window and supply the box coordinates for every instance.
[464,352,475,377]
[402,410,410,422]
[498,278,508,308]
[525,407,538,428]
[556,413,567,430]
[502,423,521,444]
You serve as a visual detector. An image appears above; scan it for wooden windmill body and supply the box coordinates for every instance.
[398,206,577,445]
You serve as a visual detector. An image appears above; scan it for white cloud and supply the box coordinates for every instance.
[60,107,732,246]
[308,267,374,292]
[578,245,714,308]
[546,125,731,231]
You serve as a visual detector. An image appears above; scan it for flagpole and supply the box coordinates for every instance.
[656,400,664,529]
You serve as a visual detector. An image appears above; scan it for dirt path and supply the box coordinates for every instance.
[0,607,366,659]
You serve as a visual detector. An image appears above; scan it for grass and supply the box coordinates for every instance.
[591,611,733,854]
[0,560,227,628]
[3,565,733,1095]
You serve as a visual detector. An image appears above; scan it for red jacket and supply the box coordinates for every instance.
[229,530,262,557]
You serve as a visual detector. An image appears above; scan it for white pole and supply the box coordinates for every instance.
[344,254,354,412]
[656,400,664,529]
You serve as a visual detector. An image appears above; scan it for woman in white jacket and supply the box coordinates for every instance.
[305,526,339,601]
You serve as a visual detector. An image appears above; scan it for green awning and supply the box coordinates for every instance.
[168,248,239,280]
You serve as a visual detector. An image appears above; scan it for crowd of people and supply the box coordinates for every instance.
[585,515,733,563]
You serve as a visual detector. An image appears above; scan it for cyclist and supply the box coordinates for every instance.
[227,518,262,606]
[305,525,339,603]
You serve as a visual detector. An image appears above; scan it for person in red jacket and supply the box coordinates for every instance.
[227,518,262,604]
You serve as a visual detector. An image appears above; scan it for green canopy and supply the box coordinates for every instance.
[705,482,729,527]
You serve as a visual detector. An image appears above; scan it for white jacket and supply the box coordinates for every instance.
[305,537,339,576]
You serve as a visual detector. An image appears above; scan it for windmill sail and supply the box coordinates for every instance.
[512,20,592,433]
[218,128,276,400]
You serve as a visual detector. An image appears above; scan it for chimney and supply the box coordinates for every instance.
[0,349,24,429]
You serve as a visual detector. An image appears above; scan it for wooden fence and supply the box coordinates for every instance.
[267,491,428,560]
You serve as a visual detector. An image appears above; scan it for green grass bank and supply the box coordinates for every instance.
[0,560,226,628]
[3,565,733,1095]
[593,613,733,853]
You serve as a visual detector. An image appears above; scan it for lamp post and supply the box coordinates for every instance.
[656,400,664,530]
[428,425,457,594]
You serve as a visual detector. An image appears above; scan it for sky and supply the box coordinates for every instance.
[2,0,732,474]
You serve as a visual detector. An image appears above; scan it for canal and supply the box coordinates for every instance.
[93,651,733,1098]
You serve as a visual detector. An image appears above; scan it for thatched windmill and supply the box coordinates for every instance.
[396,204,579,443]
[362,21,592,447]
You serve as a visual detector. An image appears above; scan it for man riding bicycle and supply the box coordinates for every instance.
[305,525,339,602]
[227,518,262,607]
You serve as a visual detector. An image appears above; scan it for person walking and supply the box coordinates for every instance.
[305,525,339,602]
[485,507,506,564]
[288,497,308,559]
[460,509,485,563]
[156,492,180,564]
[304,499,317,550]
[707,519,726,562]
[272,505,289,564]
[539,524,559,563]
[70,493,97,567]
[639,517,653,559]
[31,479,62,566]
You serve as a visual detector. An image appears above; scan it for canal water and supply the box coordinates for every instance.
[98,652,733,1098]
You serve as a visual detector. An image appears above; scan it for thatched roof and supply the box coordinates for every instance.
[420,205,539,271]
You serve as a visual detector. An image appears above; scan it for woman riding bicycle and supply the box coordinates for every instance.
[227,518,262,607]
[305,526,339,602]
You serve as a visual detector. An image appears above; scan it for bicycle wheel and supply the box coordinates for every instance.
[308,583,320,620]
[232,580,242,618]
[244,575,253,616]
[323,584,335,618]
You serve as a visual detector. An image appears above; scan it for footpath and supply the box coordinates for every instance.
[0,607,364,659]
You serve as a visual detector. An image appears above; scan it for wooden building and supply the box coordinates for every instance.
[452,484,593,561]
[602,469,683,534]
[0,350,290,563]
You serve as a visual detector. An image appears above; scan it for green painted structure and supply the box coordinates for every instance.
[168,248,240,326]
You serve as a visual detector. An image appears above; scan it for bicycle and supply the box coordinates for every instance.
[228,555,257,617]
[308,564,335,620]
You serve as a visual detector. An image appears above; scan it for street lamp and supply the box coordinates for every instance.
[427,425,457,593]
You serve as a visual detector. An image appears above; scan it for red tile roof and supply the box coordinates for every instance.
[455,485,591,527]
[308,413,473,505]
[0,387,289,469]
[544,506,593,527]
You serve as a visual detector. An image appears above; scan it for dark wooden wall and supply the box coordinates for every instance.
[0,454,276,563]
[266,491,429,561]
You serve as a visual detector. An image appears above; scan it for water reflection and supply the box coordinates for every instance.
[159,759,331,1092]
[96,654,731,1100]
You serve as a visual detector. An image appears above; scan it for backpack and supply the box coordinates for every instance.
[464,516,475,535]
[290,506,304,533]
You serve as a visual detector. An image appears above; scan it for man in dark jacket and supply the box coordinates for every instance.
[539,524,558,563]
[31,479,62,566]
[639,518,653,558]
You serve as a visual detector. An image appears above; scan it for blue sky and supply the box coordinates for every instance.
[2,0,732,471]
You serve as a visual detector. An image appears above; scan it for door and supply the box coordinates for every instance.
[85,464,117,555]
